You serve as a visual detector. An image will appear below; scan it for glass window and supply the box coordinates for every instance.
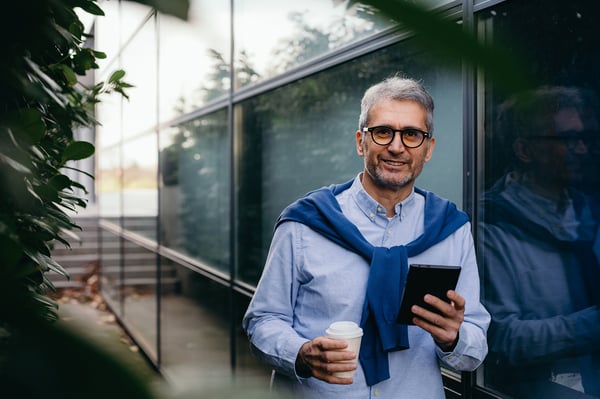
[119,1,154,46]
[121,17,157,137]
[157,0,230,123]
[98,146,122,221]
[122,134,158,240]
[158,109,230,272]
[122,243,158,361]
[100,228,123,316]
[95,0,120,75]
[476,1,600,398]
[96,85,122,149]
[233,0,395,88]
[236,40,462,285]
[159,258,233,383]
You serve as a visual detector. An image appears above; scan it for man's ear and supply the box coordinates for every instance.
[424,137,435,162]
[356,130,365,156]
[512,138,534,164]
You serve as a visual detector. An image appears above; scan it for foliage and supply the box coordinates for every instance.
[357,0,530,92]
[0,1,185,398]
[0,0,132,330]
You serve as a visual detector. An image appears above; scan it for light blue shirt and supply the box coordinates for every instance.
[243,175,490,399]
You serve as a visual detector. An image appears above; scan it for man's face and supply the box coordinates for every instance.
[526,107,588,189]
[355,98,435,201]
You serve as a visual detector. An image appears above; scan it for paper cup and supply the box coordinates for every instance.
[325,321,363,378]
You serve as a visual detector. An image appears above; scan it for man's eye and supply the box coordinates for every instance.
[404,129,420,137]
[374,128,392,135]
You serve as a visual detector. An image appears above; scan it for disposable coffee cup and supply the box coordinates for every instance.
[325,321,363,378]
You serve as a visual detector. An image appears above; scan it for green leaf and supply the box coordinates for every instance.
[58,64,78,86]
[49,174,73,191]
[108,69,126,83]
[77,0,105,16]
[92,50,107,59]
[62,141,95,162]
[1,109,46,144]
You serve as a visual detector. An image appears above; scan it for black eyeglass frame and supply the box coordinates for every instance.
[362,126,432,148]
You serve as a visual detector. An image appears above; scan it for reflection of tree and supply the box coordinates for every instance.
[269,1,391,75]
[161,6,458,285]
[160,111,230,269]
[160,50,259,271]
[238,41,453,284]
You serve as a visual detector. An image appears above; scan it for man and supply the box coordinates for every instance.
[243,76,490,398]
[480,86,600,398]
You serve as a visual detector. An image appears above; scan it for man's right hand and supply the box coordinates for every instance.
[295,337,357,384]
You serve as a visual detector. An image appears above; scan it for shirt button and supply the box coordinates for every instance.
[374,388,380,396]
[377,206,383,213]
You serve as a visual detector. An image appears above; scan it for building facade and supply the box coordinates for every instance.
[93,0,600,397]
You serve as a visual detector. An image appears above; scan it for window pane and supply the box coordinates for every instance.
[98,146,122,221]
[158,109,230,272]
[237,40,462,285]
[476,1,600,398]
[158,0,230,123]
[122,243,158,361]
[121,18,157,137]
[122,134,158,240]
[159,259,232,382]
[95,0,120,75]
[233,0,394,87]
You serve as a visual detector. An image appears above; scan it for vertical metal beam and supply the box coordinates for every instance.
[461,1,476,398]
[154,10,162,369]
[228,0,238,377]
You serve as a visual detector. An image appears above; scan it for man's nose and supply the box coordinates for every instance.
[572,138,589,154]
[387,133,406,152]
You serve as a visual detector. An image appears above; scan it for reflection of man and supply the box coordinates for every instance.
[480,86,600,398]
[243,76,489,398]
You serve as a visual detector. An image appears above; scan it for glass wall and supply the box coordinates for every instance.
[236,41,461,285]
[93,0,600,397]
[157,1,230,122]
[158,109,230,270]
[476,0,600,398]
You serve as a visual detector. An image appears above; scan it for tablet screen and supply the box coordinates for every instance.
[396,264,461,325]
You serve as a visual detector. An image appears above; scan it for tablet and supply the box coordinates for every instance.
[396,264,461,325]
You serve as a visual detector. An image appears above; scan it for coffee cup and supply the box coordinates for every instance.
[325,321,363,378]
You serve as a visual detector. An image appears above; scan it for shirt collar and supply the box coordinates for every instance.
[349,173,417,222]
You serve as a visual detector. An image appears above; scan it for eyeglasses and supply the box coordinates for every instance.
[529,130,600,151]
[363,126,431,148]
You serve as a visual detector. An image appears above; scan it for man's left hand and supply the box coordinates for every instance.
[410,290,465,352]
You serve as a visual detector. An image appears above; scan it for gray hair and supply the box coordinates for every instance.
[358,76,435,135]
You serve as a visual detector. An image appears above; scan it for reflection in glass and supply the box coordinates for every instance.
[477,1,600,397]
[159,258,231,383]
[158,109,230,271]
[98,146,122,220]
[100,228,122,316]
[233,0,394,87]
[157,0,230,123]
[122,134,158,240]
[122,243,158,361]
[94,0,120,75]
[96,88,122,149]
[121,17,157,137]
[236,40,461,285]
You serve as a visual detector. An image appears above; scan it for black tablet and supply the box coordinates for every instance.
[396,264,461,325]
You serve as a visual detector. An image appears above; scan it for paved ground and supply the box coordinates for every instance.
[54,298,284,399]
[56,299,162,388]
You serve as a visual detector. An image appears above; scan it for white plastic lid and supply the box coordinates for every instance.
[325,321,363,339]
